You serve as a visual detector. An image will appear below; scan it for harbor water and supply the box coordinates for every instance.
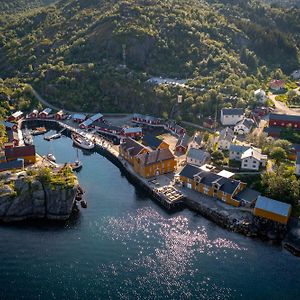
[0,131,299,299]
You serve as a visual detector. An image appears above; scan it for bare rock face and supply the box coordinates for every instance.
[0,176,78,222]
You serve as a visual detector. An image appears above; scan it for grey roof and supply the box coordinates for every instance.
[137,148,174,166]
[255,196,291,217]
[269,113,300,123]
[142,134,164,149]
[179,164,242,195]
[235,188,261,203]
[72,113,86,120]
[0,159,24,171]
[192,134,202,145]
[120,138,147,156]
[176,134,190,148]
[235,118,255,129]
[179,164,202,179]
[222,108,244,116]
[93,122,122,132]
[187,148,209,161]
[296,152,300,165]
[219,127,235,142]
[229,144,250,153]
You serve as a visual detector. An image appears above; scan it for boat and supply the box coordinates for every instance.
[47,153,56,162]
[44,133,61,141]
[32,127,47,135]
[71,133,94,150]
[23,129,33,145]
[70,148,83,171]
[70,160,83,171]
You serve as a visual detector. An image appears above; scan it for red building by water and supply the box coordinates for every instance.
[269,113,300,129]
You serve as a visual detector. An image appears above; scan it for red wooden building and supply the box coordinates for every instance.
[132,114,162,125]
[8,111,23,122]
[269,113,300,129]
[39,108,52,118]
[28,110,39,119]
[175,134,190,154]
[121,127,143,138]
[165,121,186,136]
[55,110,64,120]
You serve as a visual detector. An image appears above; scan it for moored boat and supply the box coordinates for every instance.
[71,133,94,150]
[44,133,61,141]
[32,127,47,135]
[23,129,33,145]
[47,153,56,162]
[70,160,83,171]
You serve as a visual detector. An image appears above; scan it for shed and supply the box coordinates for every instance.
[254,196,292,224]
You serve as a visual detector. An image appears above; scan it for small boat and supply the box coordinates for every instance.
[71,133,94,150]
[44,133,61,141]
[71,160,83,171]
[23,129,33,145]
[32,127,47,135]
[47,153,56,162]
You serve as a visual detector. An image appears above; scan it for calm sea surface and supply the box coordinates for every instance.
[0,131,299,300]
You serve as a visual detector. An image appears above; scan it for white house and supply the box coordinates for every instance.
[234,118,255,135]
[218,127,235,150]
[254,89,266,103]
[296,152,300,175]
[229,144,250,161]
[291,70,300,80]
[220,108,245,126]
[186,148,210,167]
[189,133,202,149]
[241,147,267,171]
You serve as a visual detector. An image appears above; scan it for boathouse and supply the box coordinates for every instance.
[142,134,169,150]
[133,148,176,178]
[39,108,52,118]
[80,113,103,129]
[254,196,292,225]
[93,122,122,135]
[28,110,39,119]
[132,114,161,125]
[72,114,86,123]
[3,121,17,131]
[8,111,23,122]
[165,120,186,136]
[179,164,246,207]
[5,145,36,164]
[55,110,64,120]
[119,138,149,165]
[121,127,143,138]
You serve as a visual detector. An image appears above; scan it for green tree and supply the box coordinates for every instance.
[270,147,287,164]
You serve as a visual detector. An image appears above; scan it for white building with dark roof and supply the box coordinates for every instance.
[241,147,267,171]
[229,144,250,161]
[220,108,245,126]
[186,148,210,167]
[218,127,235,150]
[234,118,255,135]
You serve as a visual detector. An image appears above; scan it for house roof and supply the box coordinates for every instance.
[93,122,122,132]
[90,113,103,121]
[11,111,23,118]
[255,196,291,217]
[229,144,250,153]
[72,113,86,120]
[187,148,209,161]
[179,164,202,180]
[5,145,36,158]
[81,118,93,127]
[241,147,267,162]
[0,159,24,171]
[235,118,255,129]
[269,113,300,123]
[217,170,235,178]
[120,138,147,156]
[221,108,244,116]
[269,79,285,88]
[176,134,190,148]
[219,127,235,142]
[123,127,142,134]
[137,148,174,166]
[2,121,17,129]
[56,110,64,115]
[235,188,261,203]
[296,152,300,165]
[142,134,164,149]
[192,134,202,145]
[41,108,52,114]
[254,89,266,96]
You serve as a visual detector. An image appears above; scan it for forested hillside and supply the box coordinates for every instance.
[0,0,56,12]
[0,0,299,119]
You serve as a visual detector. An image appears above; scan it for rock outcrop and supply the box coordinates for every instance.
[0,172,78,222]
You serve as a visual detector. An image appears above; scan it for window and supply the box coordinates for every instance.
[253,165,257,168]
[204,186,209,194]
[245,159,248,162]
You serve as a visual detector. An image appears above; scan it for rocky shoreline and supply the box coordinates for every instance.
[0,170,79,222]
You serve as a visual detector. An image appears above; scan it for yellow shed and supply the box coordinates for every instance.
[254,196,292,225]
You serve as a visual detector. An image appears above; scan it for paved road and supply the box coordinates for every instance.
[268,91,300,115]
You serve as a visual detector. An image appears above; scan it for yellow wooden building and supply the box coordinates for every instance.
[179,164,246,207]
[254,196,291,225]
[133,148,176,178]
[119,138,149,165]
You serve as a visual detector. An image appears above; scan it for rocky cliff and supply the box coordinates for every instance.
[0,171,79,222]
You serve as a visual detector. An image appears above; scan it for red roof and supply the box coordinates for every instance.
[269,80,285,89]
[5,145,36,159]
